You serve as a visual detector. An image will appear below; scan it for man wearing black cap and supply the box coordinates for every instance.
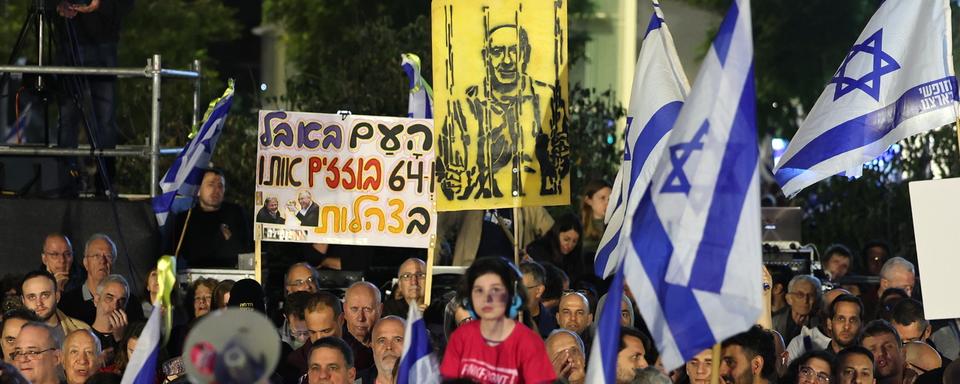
[227,279,267,313]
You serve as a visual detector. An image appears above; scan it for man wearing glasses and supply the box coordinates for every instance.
[59,234,116,324]
[774,275,822,343]
[520,261,557,338]
[285,263,320,296]
[10,322,62,384]
[382,258,427,318]
[39,233,78,292]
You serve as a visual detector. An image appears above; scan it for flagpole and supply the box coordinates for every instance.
[424,233,435,306]
[174,208,193,257]
[710,343,722,384]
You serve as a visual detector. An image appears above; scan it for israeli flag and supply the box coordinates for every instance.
[396,303,440,384]
[774,0,957,197]
[595,0,690,278]
[121,299,162,384]
[585,260,625,383]
[152,81,235,227]
[624,0,762,370]
[401,53,434,119]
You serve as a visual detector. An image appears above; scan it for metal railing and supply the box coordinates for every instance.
[0,54,201,196]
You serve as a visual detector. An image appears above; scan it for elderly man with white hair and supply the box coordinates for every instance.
[878,256,916,298]
[62,329,102,384]
[772,274,821,342]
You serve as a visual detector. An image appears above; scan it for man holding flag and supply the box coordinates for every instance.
[594,0,690,279]
[622,0,763,371]
[774,0,957,196]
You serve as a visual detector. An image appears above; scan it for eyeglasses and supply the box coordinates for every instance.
[43,251,72,259]
[800,366,831,383]
[85,253,112,261]
[10,348,56,361]
[524,284,542,291]
[788,292,817,301]
[399,272,427,281]
[287,277,315,288]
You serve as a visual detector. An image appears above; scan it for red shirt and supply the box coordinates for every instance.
[441,320,557,384]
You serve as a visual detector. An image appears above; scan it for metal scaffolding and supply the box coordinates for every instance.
[0,54,202,196]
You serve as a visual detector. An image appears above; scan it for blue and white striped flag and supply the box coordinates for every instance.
[152,81,235,227]
[595,0,690,278]
[774,1,957,197]
[624,0,762,370]
[585,260,625,383]
[396,303,440,384]
[401,53,434,119]
[121,292,162,384]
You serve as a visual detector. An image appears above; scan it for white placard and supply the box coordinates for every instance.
[908,177,960,320]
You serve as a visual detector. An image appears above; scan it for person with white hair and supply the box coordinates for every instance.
[772,275,821,342]
[878,256,916,298]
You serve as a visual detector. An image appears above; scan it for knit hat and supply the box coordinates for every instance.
[227,279,266,314]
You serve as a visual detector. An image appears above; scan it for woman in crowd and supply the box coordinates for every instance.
[440,257,556,383]
[108,322,146,374]
[192,278,219,319]
[579,179,612,257]
[526,213,585,278]
[212,279,234,310]
[140,268,159,318]
[784,350,834,384]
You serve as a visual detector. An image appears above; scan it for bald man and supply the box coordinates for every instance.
[903,341,941,377]
[342,282,381,371]
[63,329,102,384]
[39,233,77,292]
[382,258,426,318]
[368,316,405,384]
[556,293,592,336]
[546,330,585,384]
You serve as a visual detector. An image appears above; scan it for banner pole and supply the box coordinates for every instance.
[513,206,521,266]
[425,233,436,305]
[254,223,262,283]
[710,343,722,384]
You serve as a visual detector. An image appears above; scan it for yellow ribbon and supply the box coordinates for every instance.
[156,255,177,346]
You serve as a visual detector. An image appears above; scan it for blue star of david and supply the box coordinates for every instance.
[830,29,900,101]
[661,121,709,195]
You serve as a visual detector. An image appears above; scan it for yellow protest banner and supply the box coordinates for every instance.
[432,0,570,211]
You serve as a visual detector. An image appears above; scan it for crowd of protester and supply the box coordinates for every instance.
[0,175,958,384]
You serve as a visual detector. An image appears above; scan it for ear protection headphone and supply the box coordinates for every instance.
[462,257,525,320]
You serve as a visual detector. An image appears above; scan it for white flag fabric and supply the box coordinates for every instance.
[595,0,690,278]
[396,302,440,384]
[585,260,625,383]
[121,300,161,384]
[774,0,957,197]
[624,0,762,370]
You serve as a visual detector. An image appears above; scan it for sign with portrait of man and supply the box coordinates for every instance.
[432,0,570,211]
